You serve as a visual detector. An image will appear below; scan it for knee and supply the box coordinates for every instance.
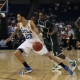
[14,50,21,57]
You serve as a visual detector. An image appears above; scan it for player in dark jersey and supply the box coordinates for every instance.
[75,17,80,62]
[37,11,77,70]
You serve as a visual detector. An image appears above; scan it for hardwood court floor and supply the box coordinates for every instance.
[0,50,80,80]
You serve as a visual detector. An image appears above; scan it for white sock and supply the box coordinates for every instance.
[65,57,72,63]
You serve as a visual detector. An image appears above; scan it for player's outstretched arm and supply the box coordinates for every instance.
[5,23,20,43]
[75,17,80,29]
[31,21,44,44]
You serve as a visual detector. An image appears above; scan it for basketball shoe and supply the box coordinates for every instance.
[19,66,32,75]
[52,65,62,70]
[64,66,73,75]
[70,60,77,71]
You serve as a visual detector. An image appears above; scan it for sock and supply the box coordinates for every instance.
[59,62,65,68]
[65,57,72,63]
[23,62,29,68]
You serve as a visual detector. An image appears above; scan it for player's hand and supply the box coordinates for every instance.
[5,37,12,43]
[47,32,52,36]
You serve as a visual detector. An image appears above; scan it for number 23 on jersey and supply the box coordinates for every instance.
[25,34,33,39]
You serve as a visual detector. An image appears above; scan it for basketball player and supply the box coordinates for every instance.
[75,17,80,62]
[5,12,73,75]
[37,11,76,70]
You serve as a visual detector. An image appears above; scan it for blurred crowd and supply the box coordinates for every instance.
[35,2,79,15]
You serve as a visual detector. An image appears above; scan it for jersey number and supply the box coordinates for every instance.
[26,34,32,39]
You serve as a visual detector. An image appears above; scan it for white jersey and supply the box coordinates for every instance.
[20,20,38,40]
[17,20,48,55]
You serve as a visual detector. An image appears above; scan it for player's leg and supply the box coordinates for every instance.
[14,41,33,75]
[37,45,73,75]
[44,38,62,70]
[44,52,73,75]
[54,41,76,71]
[67,36,72,50]
[14,49,26,63]
[51,36,77,71]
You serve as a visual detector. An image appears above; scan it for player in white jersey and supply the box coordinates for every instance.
[5,12,73,75]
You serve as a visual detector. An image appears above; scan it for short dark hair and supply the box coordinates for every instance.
[39,11,45,15]
[18,12,27,19]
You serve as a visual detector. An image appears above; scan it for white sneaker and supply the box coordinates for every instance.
[19,66,33,75]
[78,58,80,62]
[70,60,77,71]
[52,70,62,75]
[52,65,62,70]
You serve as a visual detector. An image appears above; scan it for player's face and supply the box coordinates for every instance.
[17,14,22,22]
[39,13,45,21]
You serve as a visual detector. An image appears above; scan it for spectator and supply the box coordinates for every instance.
[54,3,59,11]
[55,22,59,26]
[49,11,54,17]
[12,33,25,49]
[61,28,66,35]
[7,18,11,24]
[45,14,50,20]
[67,24,72,28]
[12,24,17,32]
[59,39,64,49]
[8,27,13,37]
[60,28,68,39]
[67,26,74,50]
[58,21,64,30]
[8,23,12,28]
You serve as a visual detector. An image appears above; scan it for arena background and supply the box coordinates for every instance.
[0,0,80,49]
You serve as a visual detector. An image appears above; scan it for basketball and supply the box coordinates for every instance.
[32,41,43,51]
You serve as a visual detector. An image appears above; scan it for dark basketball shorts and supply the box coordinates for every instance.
[44,35,62,56]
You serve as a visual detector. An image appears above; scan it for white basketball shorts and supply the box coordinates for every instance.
[17,39,49,55]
